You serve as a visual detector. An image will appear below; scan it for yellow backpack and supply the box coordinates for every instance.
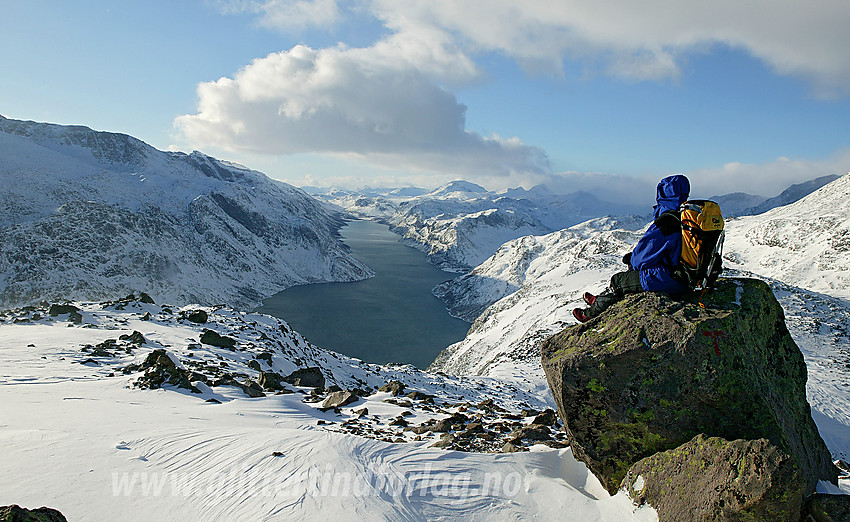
[655,200,725,290]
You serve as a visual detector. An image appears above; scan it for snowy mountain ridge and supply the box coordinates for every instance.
[0,115,373,309]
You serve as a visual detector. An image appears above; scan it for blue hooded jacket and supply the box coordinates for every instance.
[630,175,690,294]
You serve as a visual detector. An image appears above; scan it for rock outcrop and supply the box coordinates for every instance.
[541,278,837,508]
[0,504,67,521]
[621,434,806,521]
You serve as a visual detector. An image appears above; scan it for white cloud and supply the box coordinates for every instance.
[214,0,342,30]
[369,0,850,96]
[175,39,550,178]
[686,149,850,198]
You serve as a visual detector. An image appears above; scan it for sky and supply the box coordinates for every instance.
[2,0,850,204]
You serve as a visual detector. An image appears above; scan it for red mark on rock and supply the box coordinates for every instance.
[702,330,725,356]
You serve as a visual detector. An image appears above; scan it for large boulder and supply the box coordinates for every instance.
[622,434,806,521]
[134,349,198,392]
[283,367,325,389]
[540,278,836,496]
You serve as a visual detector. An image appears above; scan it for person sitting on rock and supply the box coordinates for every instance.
[573,174,691,323]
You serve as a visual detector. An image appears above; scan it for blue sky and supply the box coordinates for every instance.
[2,1,849,203]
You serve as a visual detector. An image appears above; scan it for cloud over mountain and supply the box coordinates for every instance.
[175,37,550,179]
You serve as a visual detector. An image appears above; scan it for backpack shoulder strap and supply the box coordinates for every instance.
[654,210,681,236]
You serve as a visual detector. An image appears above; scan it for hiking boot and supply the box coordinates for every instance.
[583,292,597,306]
[572,308,590,323]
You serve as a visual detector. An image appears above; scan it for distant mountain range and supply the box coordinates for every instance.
[312,180,647,271]
[310,173,840,273]
[0,116,372,308]
[711,174,839,217]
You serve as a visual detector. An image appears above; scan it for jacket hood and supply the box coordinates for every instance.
[654,175,690,218]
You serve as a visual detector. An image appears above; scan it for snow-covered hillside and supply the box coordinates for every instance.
[0,298,656,521]
[724,172,850,299]
[0,116,372,309]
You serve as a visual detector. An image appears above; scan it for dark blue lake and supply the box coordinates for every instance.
[255,220,470,369]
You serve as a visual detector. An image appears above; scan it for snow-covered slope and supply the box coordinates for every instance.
[0,116,372,309]
[0,298,657,521]
[724,173,850,299]
[747,174,840,215]
[430,222,640,378]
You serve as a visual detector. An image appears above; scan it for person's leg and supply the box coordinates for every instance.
[584,270,643,319]
[610,270,643,296]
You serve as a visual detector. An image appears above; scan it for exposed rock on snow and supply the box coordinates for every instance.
[622,435,806,521]
[540,278,836,496]
[0,115,372,309]
[0,505,67,522]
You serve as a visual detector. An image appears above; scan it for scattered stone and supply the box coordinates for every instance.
[258,371,285,391]
[86,339,118,357]
[389,416,409,427]
[272,451,285,458]
[200,329,236,348]
[431,413,468,433]
[283,367,325,389]
[477,398,506,413]
[247,360,262,372]
[187,371,209,384]
[79,358,99,365]
[0,504,67,522]
[239,380,266,398]
[206,398,222,404]
[118,331,146,345]
[135,349,199,392]
[430,433,456,449]
[509,425,551,442]
[521,408,540,418]
[379,380,406,396]
[138,292,155,304]
[622,434,807,522]
[256,352,273,365]
[321,390,359,410]
[353,407,369,418]
[121,363,141,374]
[383,398,414,408]
[141,312,152,321]
[405,391,435,403]
[532,409,558,426]
[183,310,208,323]
[48,304,79,317]
[500,442,526,453]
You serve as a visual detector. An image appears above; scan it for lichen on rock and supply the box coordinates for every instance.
[541,278,837,496]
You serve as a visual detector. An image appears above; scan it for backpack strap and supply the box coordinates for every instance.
[654,210,681,236]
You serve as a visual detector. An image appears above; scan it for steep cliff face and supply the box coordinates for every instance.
[540,278,836,498]
[0,116,372,308]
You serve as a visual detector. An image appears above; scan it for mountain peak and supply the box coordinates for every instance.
[427,180,489,197]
